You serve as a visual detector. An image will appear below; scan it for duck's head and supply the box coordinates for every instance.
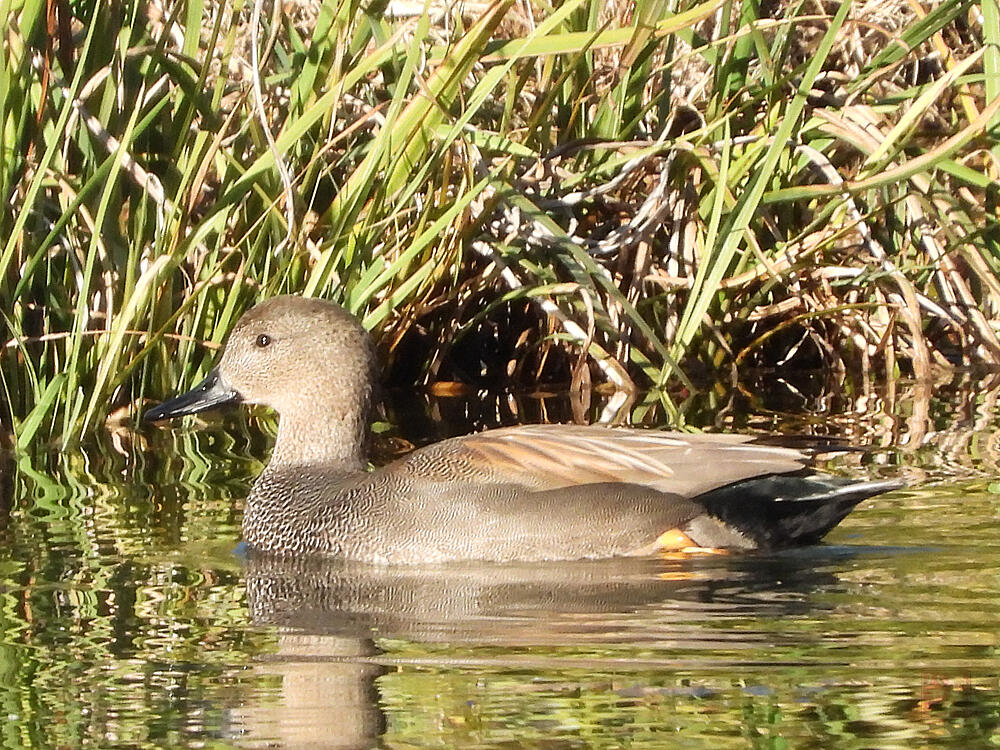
[144,296,376,426]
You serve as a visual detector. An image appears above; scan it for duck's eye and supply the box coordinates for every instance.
[255,334,271,348]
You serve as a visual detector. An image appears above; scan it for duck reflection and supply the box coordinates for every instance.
[229,548,853,748]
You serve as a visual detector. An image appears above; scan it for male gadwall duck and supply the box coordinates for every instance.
[145,296,901,563]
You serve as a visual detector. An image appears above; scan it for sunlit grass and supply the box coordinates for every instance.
[1,0,998,447]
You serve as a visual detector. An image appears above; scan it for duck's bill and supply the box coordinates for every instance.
[144,368,241,422]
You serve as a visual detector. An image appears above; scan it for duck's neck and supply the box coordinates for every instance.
[268,405,370,474]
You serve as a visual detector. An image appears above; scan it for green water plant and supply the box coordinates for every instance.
[0,0,997,448]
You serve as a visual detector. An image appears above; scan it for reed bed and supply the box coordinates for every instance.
[1,0,998,447]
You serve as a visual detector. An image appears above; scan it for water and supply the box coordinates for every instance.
[4,375,1000,748]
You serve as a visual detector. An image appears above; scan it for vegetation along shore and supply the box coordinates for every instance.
[2,0,998,447]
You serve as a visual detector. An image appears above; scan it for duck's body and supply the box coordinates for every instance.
[145,296,901,563]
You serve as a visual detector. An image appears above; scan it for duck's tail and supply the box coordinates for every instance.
[692,473,904,549]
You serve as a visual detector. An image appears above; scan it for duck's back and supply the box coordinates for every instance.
[397,424,809,496]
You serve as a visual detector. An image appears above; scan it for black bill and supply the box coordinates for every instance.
[144,368,241,422]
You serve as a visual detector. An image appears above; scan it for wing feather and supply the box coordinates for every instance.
[398,424,809,497]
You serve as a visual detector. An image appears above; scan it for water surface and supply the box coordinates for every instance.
[3,375,1000,748]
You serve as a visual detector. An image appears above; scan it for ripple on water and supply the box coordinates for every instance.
[5,379,1000,748]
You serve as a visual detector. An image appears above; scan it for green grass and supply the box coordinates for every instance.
[1,0,998,447]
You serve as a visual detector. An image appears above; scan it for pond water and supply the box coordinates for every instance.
[3,373,1000,748]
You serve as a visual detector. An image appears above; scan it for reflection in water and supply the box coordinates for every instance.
[242,551,850,638]
[227,531,1000,750]
[7,373,1000,747]
[233,632,384,750]
[232,551,851,748]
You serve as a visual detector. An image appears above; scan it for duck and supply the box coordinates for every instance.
[144,295,902,563]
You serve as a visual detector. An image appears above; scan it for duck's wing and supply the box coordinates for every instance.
[396,423,810,498]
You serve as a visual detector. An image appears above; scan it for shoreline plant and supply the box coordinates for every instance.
[1,0,997,448]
